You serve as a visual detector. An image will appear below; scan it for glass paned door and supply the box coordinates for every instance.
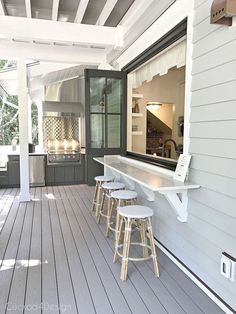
[90,77,106,113]
[85,69,127,155]
[107,78,121,113]
[107,115,120,148]
[90,114,105,148]
[85,69,127,185]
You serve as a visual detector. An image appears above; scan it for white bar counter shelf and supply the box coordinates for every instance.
[94,155,200,222]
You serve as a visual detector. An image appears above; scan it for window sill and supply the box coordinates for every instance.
[126,151,177,172]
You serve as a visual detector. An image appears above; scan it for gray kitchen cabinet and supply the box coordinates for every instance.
[45,155,85,185]
[7,155,20,187]
[74,164,84,183]
[45,167,55,185]
[54,167,65,183]
[64,166,75,183]
[8,161,20,186]
[0,171,8,186]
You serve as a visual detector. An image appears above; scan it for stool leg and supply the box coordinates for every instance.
[140,219,148,258]
[113,215,124,263]
[106,195,113,237]
[121,218,132,281]
[92,182,99,211]
[114,199,121,252]
[147,217,159,277]
[97,189,105,223]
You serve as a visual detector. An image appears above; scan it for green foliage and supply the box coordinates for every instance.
[0,60,39,145]
[0,60,17,70]
[0,60,7,69]
[0,95,19,145]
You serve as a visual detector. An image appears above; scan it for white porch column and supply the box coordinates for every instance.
[28,95,32,143]
[18,59,31,202]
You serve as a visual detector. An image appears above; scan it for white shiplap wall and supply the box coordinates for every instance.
[117,0,236,311]
[188,0,236,310]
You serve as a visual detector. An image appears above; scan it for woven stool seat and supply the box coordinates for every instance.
[94,175,114,182]
[111,190,137,200]
[102,181,125,190]
[118,205,153,219]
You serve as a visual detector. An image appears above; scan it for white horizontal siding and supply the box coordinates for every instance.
[188,199,236,239]
[190,101,236,121]
[192,59,236,91]
[189,169,236,199]
[189,138,236,159]
[192,25,236,59]
[187,1,236,310]
[192,39,236,74]
[189,187,236,218]
[190,154,236,179]
[191,80,236,106]
[193,0,211,26]
[189,121,236,139]
[193,15,220,43]
[194,0,209,10]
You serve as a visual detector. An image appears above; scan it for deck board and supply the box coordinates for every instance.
[75,185,203,314]
[0,185,225,314]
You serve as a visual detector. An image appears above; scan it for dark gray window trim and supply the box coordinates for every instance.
[122,18,187,73]
[126,152,177,171]
[122,18,187,170]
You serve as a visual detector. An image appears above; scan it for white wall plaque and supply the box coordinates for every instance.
[174,154,191,182]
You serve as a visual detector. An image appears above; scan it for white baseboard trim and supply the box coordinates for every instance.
[155,239,233,314]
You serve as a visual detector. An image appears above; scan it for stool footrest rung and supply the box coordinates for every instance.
[116,242,152,262]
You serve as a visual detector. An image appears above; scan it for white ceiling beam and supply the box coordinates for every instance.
[52,0,60,21]
[120,0,154,34]
[0,16,123,48]
[74,0,89,23]
[27,62,78,78]
[96,0,118,26]
[25,0,32,18]
[0,40,106,64]
[0,0,6,15]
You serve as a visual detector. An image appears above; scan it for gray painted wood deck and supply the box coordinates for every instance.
[0,185,224,314]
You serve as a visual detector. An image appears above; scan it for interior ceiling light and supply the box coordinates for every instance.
[211,0,236,26]
[146,102,162,110]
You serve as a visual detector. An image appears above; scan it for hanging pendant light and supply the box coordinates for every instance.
[146,102,162,110]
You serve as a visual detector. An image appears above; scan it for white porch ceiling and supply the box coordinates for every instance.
[0,0,176,97]
[3,0,135,26]
[0,0,176,65]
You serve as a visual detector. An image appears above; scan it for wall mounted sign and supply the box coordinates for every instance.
[174,154,191,182]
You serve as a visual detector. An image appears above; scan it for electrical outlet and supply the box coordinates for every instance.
[221,254,231,279]
[221,252,236,282]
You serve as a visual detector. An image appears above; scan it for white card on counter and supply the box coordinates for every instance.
[174,154,191,182]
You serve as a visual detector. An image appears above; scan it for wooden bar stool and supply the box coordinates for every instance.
[114,205,159,281]
[97,181,125,225]
[92,175,113,215]
[110,190,137,242]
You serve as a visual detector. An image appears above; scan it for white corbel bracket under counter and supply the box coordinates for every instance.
[93,155,200,223]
